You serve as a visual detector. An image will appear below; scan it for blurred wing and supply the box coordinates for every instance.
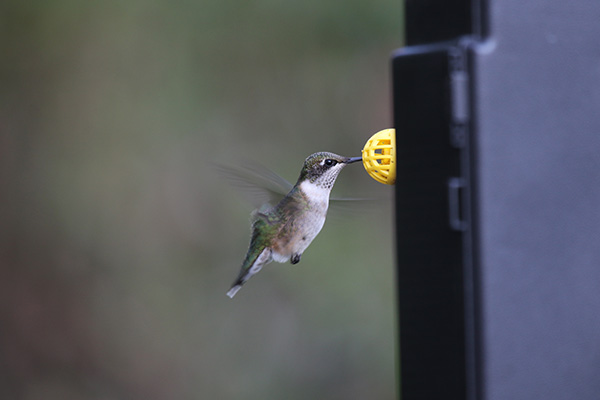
[328,178,393,219]
[327,195,387,219]
[216,162,293,208]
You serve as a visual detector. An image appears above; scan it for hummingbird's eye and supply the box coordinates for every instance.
[324,159,337,166]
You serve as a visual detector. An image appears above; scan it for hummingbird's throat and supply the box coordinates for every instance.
[313,167,344,190]
[299,180,332,205]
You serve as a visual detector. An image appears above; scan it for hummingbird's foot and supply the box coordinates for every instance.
[291,253,301,264]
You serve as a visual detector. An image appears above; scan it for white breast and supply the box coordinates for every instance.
[299,180,331,209]
[295,180,331,251]
[271,181,332,263]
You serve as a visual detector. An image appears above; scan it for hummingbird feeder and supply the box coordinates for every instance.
[360,128,396,185]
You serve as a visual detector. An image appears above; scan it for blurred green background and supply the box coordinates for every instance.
[1,1,403,399]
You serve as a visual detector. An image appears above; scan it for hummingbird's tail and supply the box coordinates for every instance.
[226,247,272,298]
[226,284,243,298]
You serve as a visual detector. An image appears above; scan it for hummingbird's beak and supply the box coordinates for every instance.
[346,156,362,164]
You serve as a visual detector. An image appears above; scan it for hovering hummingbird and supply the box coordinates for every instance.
[226,152,362,298]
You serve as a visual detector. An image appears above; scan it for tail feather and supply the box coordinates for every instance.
[226,247,272,298]
[227,285,242,298]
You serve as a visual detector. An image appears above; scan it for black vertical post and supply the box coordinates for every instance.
[393,1,484,399]
[394,45,472,400]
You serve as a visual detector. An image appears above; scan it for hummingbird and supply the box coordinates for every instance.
[226,152,362,298]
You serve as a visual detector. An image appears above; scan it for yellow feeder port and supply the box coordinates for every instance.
[361,129,396,185]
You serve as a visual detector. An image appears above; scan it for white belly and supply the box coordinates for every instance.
[271,209,326,263]
[294,209,326,253]
[272,181,330,262]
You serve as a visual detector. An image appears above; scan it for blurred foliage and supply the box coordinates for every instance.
[0,0,403,399]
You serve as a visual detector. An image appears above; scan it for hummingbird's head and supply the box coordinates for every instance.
[297,152,362,190]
